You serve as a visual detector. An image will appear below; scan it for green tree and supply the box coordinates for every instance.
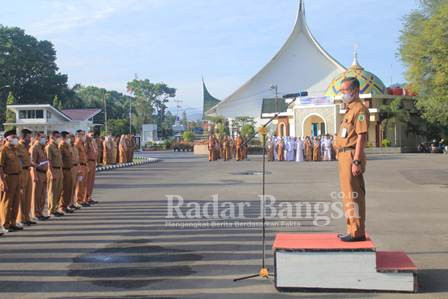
[0,26,69,127]
[107,119,129,136]
[126,79,176,136]
[52,95,62,110]
[5,91,16,129]
[72,84,133,128]
[182,130,195,142]
[240,124,255,139]
[399,0,448,131]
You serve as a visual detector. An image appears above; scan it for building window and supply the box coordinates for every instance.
[18,109,44,119]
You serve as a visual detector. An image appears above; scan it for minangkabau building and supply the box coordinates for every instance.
[204,0,421,151]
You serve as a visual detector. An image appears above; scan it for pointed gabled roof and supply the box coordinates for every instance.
[207,1,346,118]
[202,79,220,117]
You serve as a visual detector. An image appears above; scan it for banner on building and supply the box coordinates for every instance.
[299,96,332,106]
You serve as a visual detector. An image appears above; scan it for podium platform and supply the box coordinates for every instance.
[273,233,417,292]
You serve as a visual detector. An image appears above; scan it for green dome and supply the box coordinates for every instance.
[326,55,386,97]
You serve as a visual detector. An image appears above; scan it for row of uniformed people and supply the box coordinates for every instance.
[208,134,248,162]
[0,129,99,234]
[98,134,135,165]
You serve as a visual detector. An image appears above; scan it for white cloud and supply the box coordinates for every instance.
[26,0,147,36]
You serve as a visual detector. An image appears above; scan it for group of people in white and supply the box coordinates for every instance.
[267,135,335,162]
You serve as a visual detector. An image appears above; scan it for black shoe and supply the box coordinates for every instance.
[39,215,50,221]
[81,202,91,207]
[11,225,23,231]
[337,233,350,239]
[5,226,16,232]
[339,234,366,242]
[28,221,37,225]
[88,200,98,204]
[51,212,62,217]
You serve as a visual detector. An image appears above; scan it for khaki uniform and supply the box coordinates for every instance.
[277,139,285,161]
[126,136,134,163]
[119,136,127,163]
[235,136,243,161]
[112,138,118,164]
[59,141,73,210]
[70,143,80,206]
[16,141,33,223]
[30,142,48,217]
[75,140,88,204]
[85,137,98,202]
[0,143,22,228]
[45,141,63,214]
[96,138,103,165]
[208,137,215,161]
[313,140,320,161]
[335,99,370,238]
[103,138,115,165]
[304,139,312,161]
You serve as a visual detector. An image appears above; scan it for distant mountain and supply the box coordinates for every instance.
[167,106,203,121]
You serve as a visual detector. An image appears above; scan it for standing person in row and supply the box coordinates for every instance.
[103,135,115,165]
[0,130,23,232]
[235,133,243,161]
[69,133,81,210]
[85,130,98,205]
[267,137,275,162]
[208,135,215,162]
[46,131,64,217]
[17,129,35,226]
[30,132,49,221]
[119,134,127,164]
[96,136,103,165]
[304,137,311,161]
[59,131,74,214]
[277,137,285,161]
[75,130,89,207]
[296,137,305,162]
[312,137,320,161]
[127,134,134,163]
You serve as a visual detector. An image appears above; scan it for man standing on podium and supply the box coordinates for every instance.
[335,77,369,242]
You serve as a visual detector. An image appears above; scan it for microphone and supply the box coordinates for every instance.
[282,91,308,99]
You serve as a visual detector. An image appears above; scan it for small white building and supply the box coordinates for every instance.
[5,104,101,134]
[142,124,158,144]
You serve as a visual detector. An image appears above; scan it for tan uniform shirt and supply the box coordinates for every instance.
[71,143,80,166]
[30,143,48,172]
[75,140,87,165]
[86,138,98,161]
[335,99,370,149]
[45,141,63,168]
[59,141,73,169]
[16,141,32,168]
[0,144,22,174]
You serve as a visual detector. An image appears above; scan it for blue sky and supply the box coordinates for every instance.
[1,0,419,112]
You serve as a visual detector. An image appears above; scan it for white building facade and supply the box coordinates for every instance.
[5,104,101,134]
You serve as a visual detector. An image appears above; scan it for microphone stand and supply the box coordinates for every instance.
[233,93,305,282]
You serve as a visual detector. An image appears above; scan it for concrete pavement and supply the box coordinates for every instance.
[0,151,447,298]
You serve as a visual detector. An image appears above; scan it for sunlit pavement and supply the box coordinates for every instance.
[0,151,447,298]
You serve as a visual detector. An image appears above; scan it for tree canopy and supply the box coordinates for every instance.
[0,26,69,126]
[399,0,448,129]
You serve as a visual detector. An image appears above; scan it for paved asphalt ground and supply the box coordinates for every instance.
[0,151,447,299]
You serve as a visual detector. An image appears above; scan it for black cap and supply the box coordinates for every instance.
[61,131,70,137]
[21,128,32,136]
[4,129,17,138]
